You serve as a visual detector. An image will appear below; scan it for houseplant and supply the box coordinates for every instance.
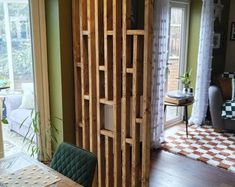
[21,110,60,162]
[179,69,193,95]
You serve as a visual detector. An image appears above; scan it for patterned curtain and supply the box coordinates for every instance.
[151,0,170,149]
[189,0,215,126]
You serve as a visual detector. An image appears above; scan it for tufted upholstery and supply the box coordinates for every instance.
[50,143,97,187]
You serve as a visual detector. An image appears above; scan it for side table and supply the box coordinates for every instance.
[164,99,194,137]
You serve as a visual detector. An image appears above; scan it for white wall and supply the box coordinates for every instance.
[225,0,235,71]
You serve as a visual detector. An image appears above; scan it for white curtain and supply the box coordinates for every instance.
[189,0,215,126]
[151,0,170,149]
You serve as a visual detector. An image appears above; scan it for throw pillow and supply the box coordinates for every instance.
[19,91,35,109]
[216,78,232,101]
[19,83,35,109]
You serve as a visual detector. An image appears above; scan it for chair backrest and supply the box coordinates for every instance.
[50,143,97,187]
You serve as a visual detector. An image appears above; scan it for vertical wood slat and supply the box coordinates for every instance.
[142,0,153,186]
[103,0,109,100]
[103,0,113,100]
[72,0,82,146]
[132,35,141,187]
[73,1,154,186]
[113,0,122,186]
[95,0,106,186]
[87,0,97,155]
[87,0,98,186]
[79,0,89,150]
[121,0,131,186]
[105,137,114,187]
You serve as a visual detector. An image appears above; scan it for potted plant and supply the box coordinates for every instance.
[179,69,193,95]
[20,110,60,162]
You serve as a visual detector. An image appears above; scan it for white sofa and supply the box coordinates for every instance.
[4,83,36,141]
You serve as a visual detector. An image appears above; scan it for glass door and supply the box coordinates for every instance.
[165,1,189,127]
[0,0,37,157]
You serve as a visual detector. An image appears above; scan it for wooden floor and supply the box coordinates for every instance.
[150,150,235,187]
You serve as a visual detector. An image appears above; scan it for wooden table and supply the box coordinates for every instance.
[164,100,194,137]
[0,153,83,187]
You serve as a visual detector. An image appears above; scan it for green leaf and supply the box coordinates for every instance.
[1,118,8,124]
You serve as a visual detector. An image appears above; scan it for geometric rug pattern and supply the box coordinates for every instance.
[162,125,235,173]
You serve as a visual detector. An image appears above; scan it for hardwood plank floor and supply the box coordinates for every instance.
[150,150,235,187]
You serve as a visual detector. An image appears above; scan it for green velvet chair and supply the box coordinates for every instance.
[50,143,97,187]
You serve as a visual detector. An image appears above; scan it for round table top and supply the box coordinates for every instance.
[164,100,194,107]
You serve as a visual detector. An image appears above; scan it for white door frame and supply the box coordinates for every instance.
[30,0,51,159]
[165,0,190,128]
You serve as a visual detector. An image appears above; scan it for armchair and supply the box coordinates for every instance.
[209,86,235,131]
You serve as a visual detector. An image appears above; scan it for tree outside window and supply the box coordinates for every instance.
[0,2,33,90]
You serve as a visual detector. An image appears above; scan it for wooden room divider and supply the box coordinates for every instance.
[72,0,153,186]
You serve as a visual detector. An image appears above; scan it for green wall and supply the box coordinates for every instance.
[187,0,230,113]
[45,0,75,150]
[188,0,231,86]
[187,0,202,91]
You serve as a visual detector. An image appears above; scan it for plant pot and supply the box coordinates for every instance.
[188,87,194,96]
[183,87,193,96]
[183,87,189,95]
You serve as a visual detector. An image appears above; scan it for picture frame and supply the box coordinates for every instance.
[230,22,235,41]
[213,33,221,49]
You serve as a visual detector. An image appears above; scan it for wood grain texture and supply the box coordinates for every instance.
[79,0,89,150]
[142,0,153,186]
[150,150,235,187]
[87,0,98,186]
[121,1,131,186]
[73,1,153,186]
[95,0,105,186]
[112,0,122,186]
[87,0,97,155]
[72,0,82,147]
[131,35,141,187]
[105,137,114,187]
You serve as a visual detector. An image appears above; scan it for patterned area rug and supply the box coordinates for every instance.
[162,125,235,173]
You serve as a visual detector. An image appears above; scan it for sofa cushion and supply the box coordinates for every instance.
[19,83,35,109]
[216,78,232,101]
[8,109,32,128]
